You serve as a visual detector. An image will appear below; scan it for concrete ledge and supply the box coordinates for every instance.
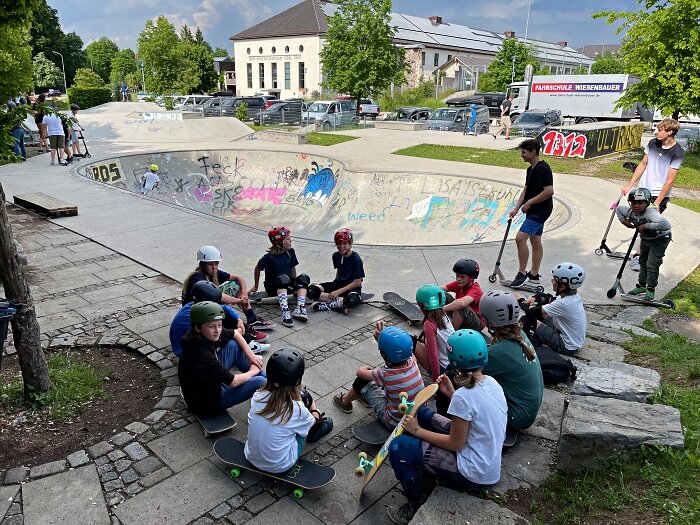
[256,130,308,144]
[374,121,428,131]
[411,487,529,524]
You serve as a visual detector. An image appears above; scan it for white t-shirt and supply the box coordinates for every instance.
[436,315,455,370]
[142,172,160,194]
[640,138,685,197]
[542,294,586,351]
[244,390,315,473]
[448,376,507,485]
[43,114,63,136]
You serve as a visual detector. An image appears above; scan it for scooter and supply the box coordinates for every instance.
[487,218,545,294]
[595,162,638,259]
[606,229,675,309]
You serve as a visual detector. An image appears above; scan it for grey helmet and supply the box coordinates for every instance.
[552,262,585,289]
[479,290,520,327]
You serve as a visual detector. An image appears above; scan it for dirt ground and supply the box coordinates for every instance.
[0,346,163,469]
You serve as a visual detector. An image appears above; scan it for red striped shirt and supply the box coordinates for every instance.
[371,357,425,426]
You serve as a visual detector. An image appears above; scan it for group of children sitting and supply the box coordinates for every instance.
[172,225,589,525]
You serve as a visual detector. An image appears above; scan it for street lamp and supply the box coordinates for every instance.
[511,56,517,82]
[136,60,146,93]
[51,50,67,95]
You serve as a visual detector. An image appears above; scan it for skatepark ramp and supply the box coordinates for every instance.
[75,149,571,247]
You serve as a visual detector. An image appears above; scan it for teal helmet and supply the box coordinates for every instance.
[415,284,446,311]
[447,329,488,370]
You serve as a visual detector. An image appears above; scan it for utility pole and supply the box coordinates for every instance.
[51,50,67,94]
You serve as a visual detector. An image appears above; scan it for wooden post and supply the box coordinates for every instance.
[0,182,51,397]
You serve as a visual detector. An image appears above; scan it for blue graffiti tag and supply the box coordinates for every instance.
[301,162,337,204]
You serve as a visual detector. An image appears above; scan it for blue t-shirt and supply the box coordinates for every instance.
[169,302,240,356]
[332,251,365,285]
[182,270,231,305]
[257,249,299,287]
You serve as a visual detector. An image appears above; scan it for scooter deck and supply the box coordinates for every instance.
[621,293,675,309]
[605,251,627,259]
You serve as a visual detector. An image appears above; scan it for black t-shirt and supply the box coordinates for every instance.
[501,99,512,116]
[257,249,299,287]
[332,251,365,285]
[182,270,231,305]
[523,160,554,223]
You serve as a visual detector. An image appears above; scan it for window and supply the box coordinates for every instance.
[299,45,304,52]
[285,46,290,53]
[259,63,265,88]
[284,62,291,89]
[447,54,452,61]
[299,62,305,89]
[246,48,251,55]
[271,47,276,54]
[422,52,425,66]
[258,47,263,54]
[434,53,439,67]
[247,63,252,89]
[271,63,278,89]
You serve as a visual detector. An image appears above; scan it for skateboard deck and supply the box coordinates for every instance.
[620,293,675,309]
[248,291,297,305]
[503,428,518,448]
[213,437,335,499]
[383,292,423,324]
[352,420,391,445]
[181,391,237,437]
[356,383,439,495]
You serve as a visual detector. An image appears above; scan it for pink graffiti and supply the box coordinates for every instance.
[542,130,587,158]
[235,187,287,204]
[195,187,212,203]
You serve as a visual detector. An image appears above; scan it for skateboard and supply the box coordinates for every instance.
[383,292,423,325]
[352,420,390,445]
[621,293,675,310]
[181,391,236,437]
[503,428,518,448]
[355,383,439,495]
[219,280,241,297]
[213,437,335,499]
[248,291,297,305]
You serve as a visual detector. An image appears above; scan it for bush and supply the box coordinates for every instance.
[235,102,248,121]
[67,86,112,109]
[73,68,105,88]
[162,96,175,110]
[378,80,442,112]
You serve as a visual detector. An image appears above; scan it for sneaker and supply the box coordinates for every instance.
[333,392,353,414]
[307,415,333,443]
[248,327,268,342]
[312,302,331,312]
[248,341,271,354]
[627,286,646,296]
[644,289,655,301]
[511,272,527,287]
[387,503,416,525]
[292,305,308,322]
[630,254,640,272]
[281,309,294,327]
[492,134,497,140]
[248,317,275,330]
[504,137,512,140]
[359,396,371,409]
[526,271,541,285]
[50,160,55,165]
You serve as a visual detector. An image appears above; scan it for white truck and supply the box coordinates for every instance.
[507,74,652,124]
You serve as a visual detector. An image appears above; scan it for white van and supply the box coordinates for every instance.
[174,95,212,111]
[302,100,359,129]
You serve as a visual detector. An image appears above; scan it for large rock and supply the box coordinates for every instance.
[613,305,658,326]
[557,395,684,471]
[577,338,628,363]
[570,363,660,402]
[586,324,633,345]
[592,319,659,339]
[410,487,528,525]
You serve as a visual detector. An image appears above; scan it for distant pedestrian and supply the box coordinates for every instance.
[119,80,128,102]
[492,94,514,140]
[6,101,27,160]
[32,94,48,153]
[69,104,84,157]
[43,111,67,166]
[466,103,478,135]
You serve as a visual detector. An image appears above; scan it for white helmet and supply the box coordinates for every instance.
[552,262,585,289]
[480,290,520,327]
[197,245,222,263]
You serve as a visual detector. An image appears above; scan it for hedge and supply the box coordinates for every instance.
[67,87,112,109]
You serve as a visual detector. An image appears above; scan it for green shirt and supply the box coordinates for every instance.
[483,333,544,430]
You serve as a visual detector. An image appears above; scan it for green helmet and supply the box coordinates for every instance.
[447,329,488,371]
[190,301,224,326]
[415,284,446,311]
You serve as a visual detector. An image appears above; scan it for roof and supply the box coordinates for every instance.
[230,0,329,40]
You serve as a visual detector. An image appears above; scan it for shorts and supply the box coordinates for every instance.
[360,382,391,429]
[49,135,65,149]
[501,115,512,129]
[71,129,79,143]
[653,196,669,214]
[519,218,545,237]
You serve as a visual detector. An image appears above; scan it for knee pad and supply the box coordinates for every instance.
[388,434,423,482]
[295,273,311,290]
[342,291,361,308]
[307,284,322,301]
[276,274,291,286]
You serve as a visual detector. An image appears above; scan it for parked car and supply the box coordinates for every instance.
[302,100,359,129]
[427,105,490,133]
[510,109,563,137]
[210,91,235,97]
[252,101,304,126]
[284,98,308,111]
[357,98,380,119]
[232,96,268,120]
[45,89,62,97]
[261,95,279,109]
[446,92,506,119]
[675,125,700,151]
[383,107,432,121]
[174,95,212,111]
[194,97,240,117]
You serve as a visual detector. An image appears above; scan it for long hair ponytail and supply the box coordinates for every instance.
[492,324,536,361]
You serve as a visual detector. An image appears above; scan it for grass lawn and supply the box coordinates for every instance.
[306,132,358,146]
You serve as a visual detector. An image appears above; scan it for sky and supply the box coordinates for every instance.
[50,0,641,53]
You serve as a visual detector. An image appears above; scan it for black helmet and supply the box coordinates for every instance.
[192,280,223,303]
[266,349,305,387]
[628,187,651,204]
[70,104,80,111]
[452,258,480,278]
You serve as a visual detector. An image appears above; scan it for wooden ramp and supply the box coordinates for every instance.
[13,193,78,217]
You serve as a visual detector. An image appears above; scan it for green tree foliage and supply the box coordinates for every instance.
[86,37,119,83]
[320,0,407,102]
[213,47,230,58]
[0,1,32,25]
[33,52,63,91]
[591,51,625,74]
[180,24,194,42]
[0,22,33,102]
[138,16,182,95]
[594,0,700,119]
[478,38,547,92]
[110,48,138,89]
[73,67,104,88]
[179,39,217,93]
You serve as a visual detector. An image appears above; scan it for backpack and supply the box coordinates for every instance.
[535,345,577,385]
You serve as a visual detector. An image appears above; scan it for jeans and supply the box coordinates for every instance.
[218,340,267,409]
[10,127,26,159]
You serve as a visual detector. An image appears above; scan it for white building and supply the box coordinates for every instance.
[230,0,592,99]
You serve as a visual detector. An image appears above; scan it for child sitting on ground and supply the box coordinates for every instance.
[308,228,365,313]
[333,322,424,429]
[616,187,672,301]
[413,284,455,383]
[385,329,507,525]
[441,259,486,332]
[250,227,311,327]
[518,262,587,355]
[244,349,333,473]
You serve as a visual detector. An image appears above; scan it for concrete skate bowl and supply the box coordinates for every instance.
[75,149,572,247]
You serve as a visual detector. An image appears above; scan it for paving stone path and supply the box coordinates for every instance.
[0,204,685,525]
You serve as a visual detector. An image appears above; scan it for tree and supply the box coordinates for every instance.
[179,39,217,93]
[137,16,183,94]
[0,22,33,102]
[110,48,138,89]
[594,0,700,119]
[33,52,63,91]
[61,32,87,85]
[86,37,119,83]
[0,1,32,25]
[213,47,229,58]
[320,0,407,104]
[478,38,547,92]
[73,67,105,88]
[180,24,194,42]
[590,51,625,74]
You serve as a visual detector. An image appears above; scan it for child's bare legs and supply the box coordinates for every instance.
[515,231,530,274]
[530,235,543,277]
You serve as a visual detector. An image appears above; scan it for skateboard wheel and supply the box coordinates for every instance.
[535,286,544,293]
[230,468,241,478]
[355,466,366,478]
[399,392,408,400]
[293,488,304,499]
[488,274,497,283]
[358,451,368,460]
[595,248,603,256]
[398,402,408,414]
